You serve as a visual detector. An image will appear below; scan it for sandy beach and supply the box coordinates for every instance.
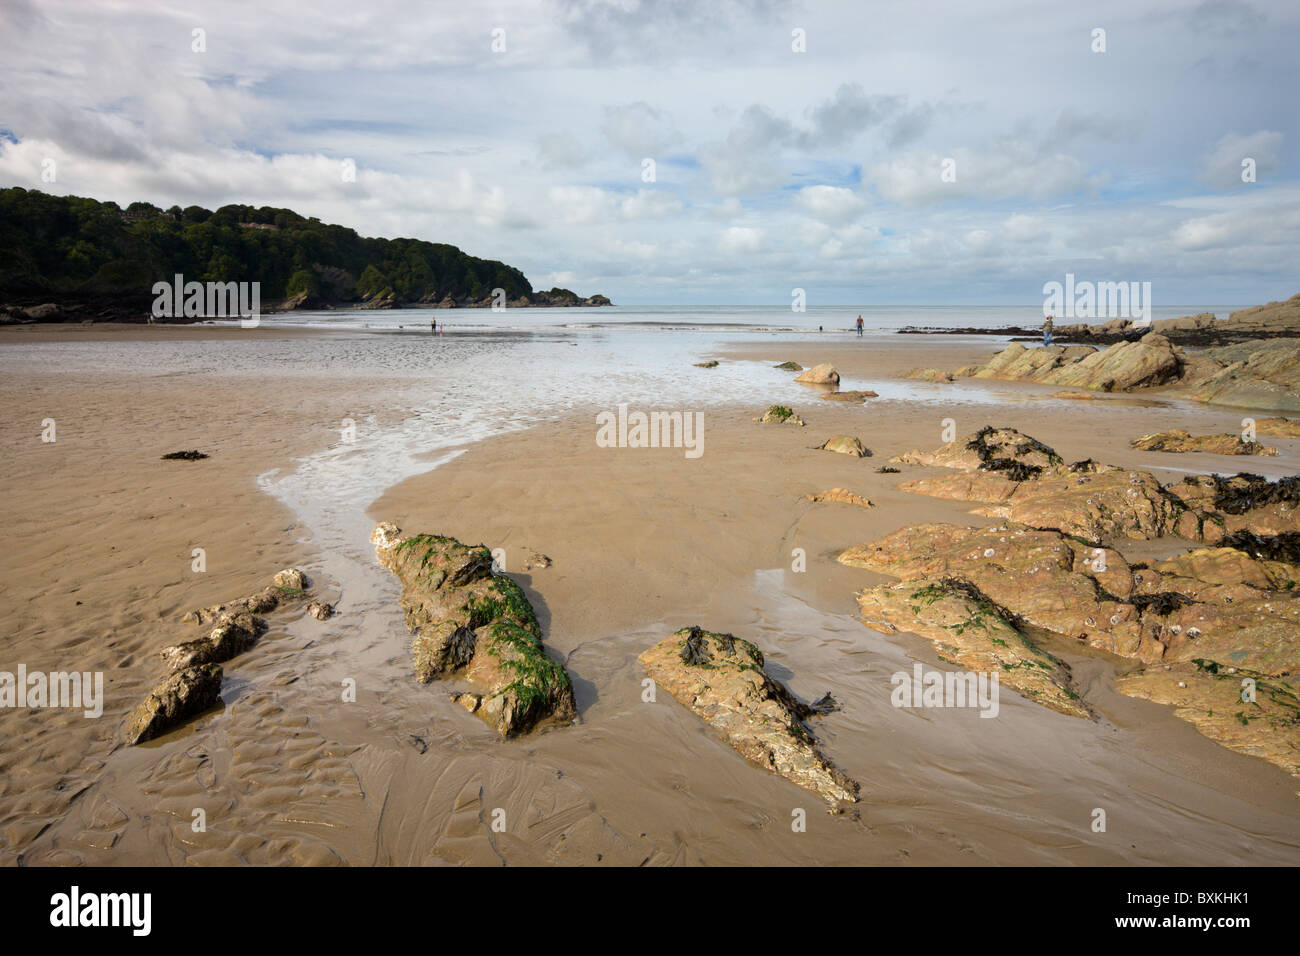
[2,322,1298,866]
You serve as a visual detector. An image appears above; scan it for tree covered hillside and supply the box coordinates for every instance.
[0,188,533,305]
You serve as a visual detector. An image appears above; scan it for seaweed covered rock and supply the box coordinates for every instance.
[894,428,1177,540]
[123,664,223,745]
[370,522,576,736]
[855,578,1089,718]
[1117,664,1300,780]
[773,361,803,371]
[1165,473,1300,541]
[838,520,1300,774]
[1131,430,1278,456]
[794,363,840,385]
[753,405,805,425]
[640,627,859,806]
[816,435,870,457]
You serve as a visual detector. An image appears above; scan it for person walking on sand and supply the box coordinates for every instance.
[1043,314,1054,347]
[856,314,864,337]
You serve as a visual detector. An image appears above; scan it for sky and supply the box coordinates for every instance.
[0,0,1296,306]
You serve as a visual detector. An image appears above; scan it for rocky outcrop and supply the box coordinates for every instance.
[816,435,870,457]
[1116,664,1300,779]
[1182,342,1300,412]
[804,488,873,508]
[124,567,312,744]
[854,577,1089,718]
[180,567,310,626]
[903,367,953,383]
[640,627,859,806]
[794,363,840,385]
[160,614,264,671]
[968,335,1185,392]
[754,405,805,425]
[122,664,224,745]
[1257,417,1300,438]
[371,523,576,736]
[838,523,1300,775]
[1131,430,1278,456]
[773,361,803,371]
[894,427,1299,543]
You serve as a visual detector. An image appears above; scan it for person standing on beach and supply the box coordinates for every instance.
[430,317,437,335]
[1042,314,1054,347]
[856,314,864,337]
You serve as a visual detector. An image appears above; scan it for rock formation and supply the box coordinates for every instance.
[1130,430,1278,456]
[804,488,874,508]
[370,522,576,736]
[123,664,224,746]
[640,626,859,805]
[754,405,805,425]
[816,435,870,457]
[820,390,878,402]
[123,567,313,744]
[794,363,840,385]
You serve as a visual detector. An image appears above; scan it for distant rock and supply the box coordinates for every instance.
[804,488,873,508]
[754,405,805,425]
[1131,429,1278,456]
[773,361,803,371]
[903,367,953,383]
[1257,417,1300,438]
[640,626,859,806]
[817,435,870,457]
[820,390,878,402]
[795,363,840,385]
[694,359,720,368]
[161,450,208,461]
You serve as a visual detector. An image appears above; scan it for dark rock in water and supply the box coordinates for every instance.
[806,693,841,716]
[694,359,720,368]
[123,664,223,744]
[876,466,901,474]
[640,627,859,805]
[371,522,576,737]
[161,450,208,460]
[773,361,803,371]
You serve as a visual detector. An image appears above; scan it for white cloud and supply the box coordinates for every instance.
[794,185,865,224]
[718,226,763,254]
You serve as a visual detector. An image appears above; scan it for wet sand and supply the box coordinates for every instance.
[2,326,1299,865]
